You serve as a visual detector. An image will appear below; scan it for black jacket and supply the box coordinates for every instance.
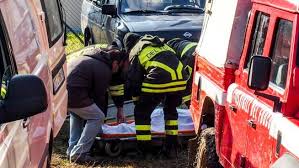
[109,71,125,108]
[167,39,197,103]
[167,39,197,68]
[127,35,188,97]
[67,49,117,111]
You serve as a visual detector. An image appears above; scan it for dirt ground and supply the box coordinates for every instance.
[51,119,190,168]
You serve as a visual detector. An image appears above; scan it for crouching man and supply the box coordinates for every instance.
[66,47,126,163]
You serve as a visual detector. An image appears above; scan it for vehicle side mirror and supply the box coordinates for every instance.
[102,4,117,16]
[0,75,48,124]
[92,0,102,7]
[247,55,272,91]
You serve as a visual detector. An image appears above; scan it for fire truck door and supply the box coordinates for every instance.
[226,84,251,167]
[246,17,293,168]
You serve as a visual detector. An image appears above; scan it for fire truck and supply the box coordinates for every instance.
[190,0,299,167]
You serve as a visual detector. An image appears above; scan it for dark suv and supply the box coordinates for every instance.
[81,0,205,47]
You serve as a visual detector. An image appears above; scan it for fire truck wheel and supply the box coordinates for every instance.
[105,141,123,157]
[196,128,222,168]
[188,137,199,167]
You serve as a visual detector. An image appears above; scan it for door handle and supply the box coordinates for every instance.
[248,120,256,129]
[229,105,237,113]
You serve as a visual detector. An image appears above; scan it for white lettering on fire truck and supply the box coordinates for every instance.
[227,83,299,157]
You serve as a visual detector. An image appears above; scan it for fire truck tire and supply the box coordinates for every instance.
[196,128,222,168]
[188,137,199,167]
[105,141,123,157]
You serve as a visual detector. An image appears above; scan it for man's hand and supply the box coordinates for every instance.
[117,107,125,123]
[132,96,140,105]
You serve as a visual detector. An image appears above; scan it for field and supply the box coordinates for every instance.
[51,120,190,168]
[65,33,85,55]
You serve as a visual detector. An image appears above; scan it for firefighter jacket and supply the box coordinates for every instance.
[167,39,197,73]
[109,71,125,108]
[167,39,197,104]
[127,35,188,98]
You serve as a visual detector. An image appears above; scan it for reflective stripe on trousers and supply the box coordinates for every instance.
[165,120,178,135]
[135,125,151,141]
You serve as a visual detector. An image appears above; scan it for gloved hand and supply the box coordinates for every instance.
[132,96,140,105]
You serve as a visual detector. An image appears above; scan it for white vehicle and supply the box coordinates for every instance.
[0,0,67,167]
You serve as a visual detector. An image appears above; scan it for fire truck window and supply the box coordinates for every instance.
[41,0,63,47]
[244,12,270,69]
[270,19,292,89]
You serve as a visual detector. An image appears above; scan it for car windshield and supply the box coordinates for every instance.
[121,0,205,14]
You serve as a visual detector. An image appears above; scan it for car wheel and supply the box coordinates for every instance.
[104,141,122,157]
[195,127,222,168]
[46,131,53,168]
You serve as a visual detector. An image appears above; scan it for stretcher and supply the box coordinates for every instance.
[94,107,195,157]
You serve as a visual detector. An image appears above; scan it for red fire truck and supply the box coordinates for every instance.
[190,0,299,167]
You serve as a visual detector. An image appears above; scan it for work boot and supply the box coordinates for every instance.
[165,143,178,159]
[158,136,179,159]
[134,141,153,160]
[70,153,98,165]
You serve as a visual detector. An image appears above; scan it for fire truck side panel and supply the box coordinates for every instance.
[233,2,299,167]
[191,0,299,167]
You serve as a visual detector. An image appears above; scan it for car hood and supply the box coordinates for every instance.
[119,14,203,32]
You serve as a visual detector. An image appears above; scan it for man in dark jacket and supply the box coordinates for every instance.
[167,38,197,106]
[66,47,125,163]
[123,33,188,158]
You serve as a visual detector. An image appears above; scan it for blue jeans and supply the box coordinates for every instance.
[66,103,105,157]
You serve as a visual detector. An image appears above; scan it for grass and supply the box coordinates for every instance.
[65,33,85,55]
[51,120,190,168]
[65,33,108,56]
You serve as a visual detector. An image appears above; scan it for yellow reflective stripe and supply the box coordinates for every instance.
[132,96,139,101]
[181,43,197,57]
[166,120,178,126]
[109,84,124,91]
[1,88,6,98]
[142,86,186,93]
[136,135,152,141]
[182,95,191,103]
[145,61,177,80]
[110,90,124,96]
[139,45,175,65]
[166,130,178,135]
[176,62,183,80]
[142,81,186,88]
[187,65,193,75]
[136,125,151,131]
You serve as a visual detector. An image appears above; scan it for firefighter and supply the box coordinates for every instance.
[103,44,129,123]
[67,47,126,163]
[123,33,188,158]
[167,38,197,106]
